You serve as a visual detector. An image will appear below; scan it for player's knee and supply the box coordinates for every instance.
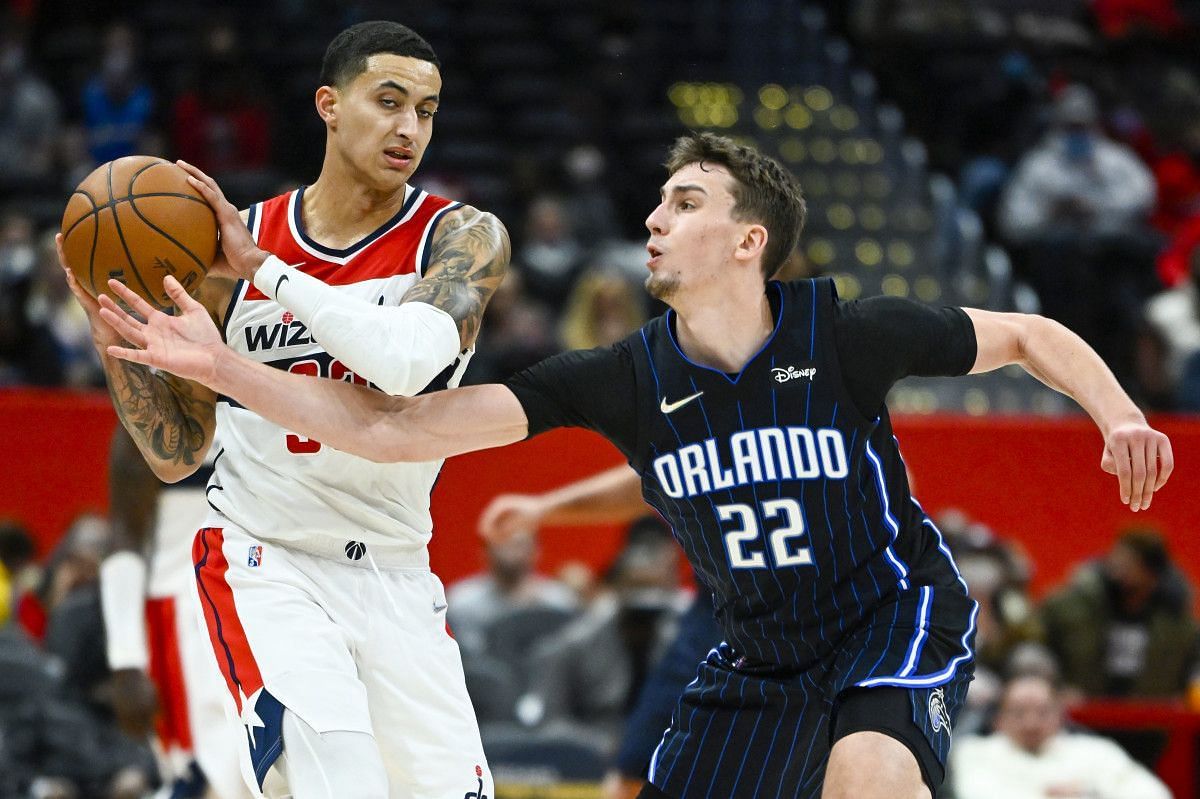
[823,731,929,799]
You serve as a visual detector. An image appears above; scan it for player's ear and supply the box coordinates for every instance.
[315,86,338,128]
[734,224,768,265]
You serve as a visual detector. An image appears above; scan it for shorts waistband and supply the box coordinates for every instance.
[202,511,430,571]
[277,534,431,571]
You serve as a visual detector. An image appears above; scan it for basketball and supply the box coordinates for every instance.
[60,156,218,311]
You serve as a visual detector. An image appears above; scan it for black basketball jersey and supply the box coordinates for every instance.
[507,277,978,684]
[626,279,972,675]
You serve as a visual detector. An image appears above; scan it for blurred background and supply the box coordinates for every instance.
[1,0,1199,797]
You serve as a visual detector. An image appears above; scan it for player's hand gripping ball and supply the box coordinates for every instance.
[60,156,217,311]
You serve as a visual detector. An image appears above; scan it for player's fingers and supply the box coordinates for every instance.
[1155,436,1174,490]
[162,275,203,312]
[98,307,147,347]
[176,159,217,190]
[1113,440,1132,506]
[106,279,159,319]
[178,161,234,210]
[1100,446,1117,475]
[1140,438,1157,511]
[106,345,154,365]
[1128,438,1148,511]
[55,232,68,265]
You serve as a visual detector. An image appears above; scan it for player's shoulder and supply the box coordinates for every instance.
[430,202,510,242]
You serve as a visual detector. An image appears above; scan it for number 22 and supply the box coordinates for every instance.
[719,498,812,569]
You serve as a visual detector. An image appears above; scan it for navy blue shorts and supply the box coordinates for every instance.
[646,643,971,798]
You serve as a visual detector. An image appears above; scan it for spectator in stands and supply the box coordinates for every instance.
[0,26,60,191]
[527,516,687,742]
[81,23,154,165]
[41,514,110,713]
[1143,242,1200,409]
[949,672,1171,799]
[939,512,1044,734]
[0,209,65,386]
[171,20,270,176]
[1039,528,1200,698]
[0,620,154,799]
[447,527,578,656]
[562,144,620,247]
[559,268,647,350]
[0,520,35,628]
[463,270,559,384]
[26,230,104,387]
[998,83,1159,380]
[516,194,587,306]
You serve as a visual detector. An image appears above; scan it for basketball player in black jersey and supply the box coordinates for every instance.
[100,132,1173,799]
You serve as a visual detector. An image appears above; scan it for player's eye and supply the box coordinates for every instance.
[679,200,696,211]
[417,108,435,119]
[380,97,398,108]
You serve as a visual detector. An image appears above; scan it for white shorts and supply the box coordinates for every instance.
[191,517,492,798]
[144,584,252,799]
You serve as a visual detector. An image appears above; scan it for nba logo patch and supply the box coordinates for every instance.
[248,545,263,567]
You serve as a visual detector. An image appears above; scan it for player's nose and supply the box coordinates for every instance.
[645,202,667,235]
[393,108,419,139]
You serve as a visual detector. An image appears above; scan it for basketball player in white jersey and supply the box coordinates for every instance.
[61,20,507,799]
[104,428,249,799]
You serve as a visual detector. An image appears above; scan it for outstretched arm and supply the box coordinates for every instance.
[180,161,510,395]
[478,465,644,544]
[100,276,528,462]
[964,308,1173,511]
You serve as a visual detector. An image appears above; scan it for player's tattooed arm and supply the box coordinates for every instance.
[105,362,216,479]
[99,276,230,482]
[403,205,510,349]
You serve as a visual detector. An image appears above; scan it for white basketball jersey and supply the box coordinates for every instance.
[208,185,468,549]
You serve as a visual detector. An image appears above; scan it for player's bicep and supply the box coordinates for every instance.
[962,308,1028,374]
[401,206,511,348]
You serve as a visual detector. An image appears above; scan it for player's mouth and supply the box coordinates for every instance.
[646,242,665,269]
[383,148,414,169]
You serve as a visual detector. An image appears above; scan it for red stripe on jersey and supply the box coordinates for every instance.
[192,527,264,710]
[243,188,458,301]
[145,596,194,750]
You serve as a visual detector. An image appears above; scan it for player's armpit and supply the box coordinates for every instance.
[403,205,510,349]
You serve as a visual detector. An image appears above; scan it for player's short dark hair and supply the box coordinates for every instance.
[320,21,439,88]
[665,132,807,279]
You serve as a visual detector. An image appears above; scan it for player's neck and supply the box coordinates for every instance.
[303,170,409,247]
[673,282,774,374]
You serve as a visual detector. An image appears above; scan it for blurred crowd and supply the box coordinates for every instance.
[0,0,1198,411]
[4,506,1198,796]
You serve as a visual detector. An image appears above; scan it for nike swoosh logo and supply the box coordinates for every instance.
[274,274,289,294]
[660,391,704,414]
[433,602,448,613]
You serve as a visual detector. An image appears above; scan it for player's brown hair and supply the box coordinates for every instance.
[665,132,807,279]
[320,21,440,88]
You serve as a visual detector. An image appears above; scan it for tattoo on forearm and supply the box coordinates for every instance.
[405,207,510,347]
[106,361,211,467]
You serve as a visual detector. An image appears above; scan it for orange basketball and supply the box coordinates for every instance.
[60,156,218,311]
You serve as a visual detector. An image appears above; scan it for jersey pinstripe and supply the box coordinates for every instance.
[207,185,470,549]
[629,279,976,681]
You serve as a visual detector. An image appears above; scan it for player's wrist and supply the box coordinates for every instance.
[236,247,270,281]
